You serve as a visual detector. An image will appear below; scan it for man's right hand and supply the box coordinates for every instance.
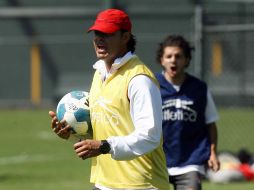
[49,110,71,140]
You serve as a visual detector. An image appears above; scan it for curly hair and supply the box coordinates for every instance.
[156,35,194,65]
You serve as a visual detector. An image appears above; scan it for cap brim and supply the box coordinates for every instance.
[87,23,120,34]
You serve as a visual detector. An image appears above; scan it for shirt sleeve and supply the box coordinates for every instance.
[107,75,163,160]
[205,89,219,124]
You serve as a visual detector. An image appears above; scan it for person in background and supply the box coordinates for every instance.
[155,34,220,190]
[49,9,170,190]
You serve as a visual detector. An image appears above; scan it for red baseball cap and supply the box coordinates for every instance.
[88,9,132,34]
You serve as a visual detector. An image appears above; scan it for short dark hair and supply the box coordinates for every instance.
[156,35,194,64]
[128,34,136,53]
[121,30,136,53]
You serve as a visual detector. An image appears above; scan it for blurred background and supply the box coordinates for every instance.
[1,0,254,108]
[0,0,254,189]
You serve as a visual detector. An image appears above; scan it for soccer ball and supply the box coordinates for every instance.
[56,91,92,137]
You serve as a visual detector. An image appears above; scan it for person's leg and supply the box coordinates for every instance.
[169,172,202,190]
[186,171,202,190]
[169,175,181,190]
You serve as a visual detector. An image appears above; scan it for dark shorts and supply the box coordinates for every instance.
[169,171,202,190]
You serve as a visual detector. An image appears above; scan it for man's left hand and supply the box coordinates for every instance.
[74,140,102,159]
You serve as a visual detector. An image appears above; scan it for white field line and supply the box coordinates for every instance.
[37,130,57,140]
[0,131,69,165]
[0,154,57,165]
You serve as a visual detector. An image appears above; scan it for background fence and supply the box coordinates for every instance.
[202,0,254,107]
[1,0,254,153]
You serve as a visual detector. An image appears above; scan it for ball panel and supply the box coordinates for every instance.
[65,100,79,113]
[70,91,86,100]
[74,108,90,122]
[64,112,77,126]
[74,122,89,135]
[56,103,66,121]
[80,97,89,110]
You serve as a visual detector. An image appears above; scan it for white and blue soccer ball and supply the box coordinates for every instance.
[56,91,92,136]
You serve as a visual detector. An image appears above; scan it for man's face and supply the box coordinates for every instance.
[161,46,189,79]
[93,31,128,64]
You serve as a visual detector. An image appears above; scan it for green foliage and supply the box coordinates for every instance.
[0,109,253,190]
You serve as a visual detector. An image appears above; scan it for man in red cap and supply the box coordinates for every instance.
[49,9,170,190]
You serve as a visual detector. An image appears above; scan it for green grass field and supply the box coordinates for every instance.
[0,108,254,190]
